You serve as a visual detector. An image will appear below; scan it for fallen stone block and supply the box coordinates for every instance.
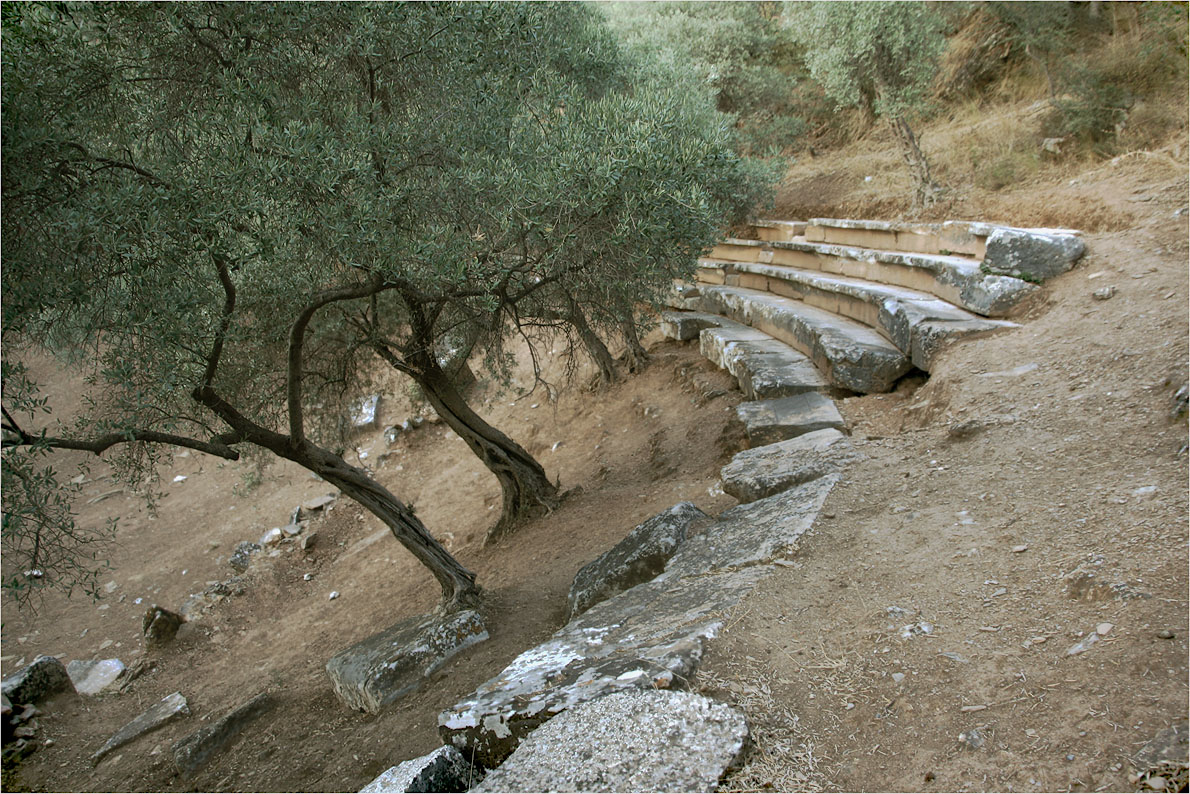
[328,610,488,714]
[736,392,845,447]
[663,474,839,580]
[982,227,1085,281]
[567,502,709,620]
[142,605,186,648]
[1,656,75,706]
[721,428,859,503]
[473,689,748,793]
[172,692,272,778]
[439,566,767,770]
[92,691,189,764]
[66,659,125,696]
[359,745,479,793]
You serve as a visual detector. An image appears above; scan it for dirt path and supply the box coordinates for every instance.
[701,156,1189,792]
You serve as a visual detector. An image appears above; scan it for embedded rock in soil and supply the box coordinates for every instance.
[92,691,189,764]
[1,656,76,706]
[735,393,845,447]
[1131,720,1189,792]
[981,227,1085,281]
[663,474,838,579]
[172,692,272,778]
[473,689,748,793]
[720,428,859,503]
[439,567,767,770]
[228,541,262,573]
[66,659,125,696]
[142,605,186,648]
[567,502,710,620]
[354,394,381,429]
[327,611,488,714]
[359,745,478,793]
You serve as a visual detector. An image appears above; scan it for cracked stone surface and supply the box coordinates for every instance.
[721,428,860,503]
[66,659,125,696]
[359,745,478,793]
[472,689,748,793]
[567,502,709,620]
[982,227,1085,281]
[172,692,272,778]
[2,656,76,705]
[662,474,839,580]
[328,611,488,713]
[438,567,767,770]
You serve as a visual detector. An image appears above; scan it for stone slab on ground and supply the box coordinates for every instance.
[567,502,709,620]
[736,392,845,447]
[2,656,76,705]
[328,610,488,714]
[92,691,189,765]
[720,428,860,503]
[697,285,910,393]
[663,474,839,580]
[172,692,272,778]
[473,689,748,793]
[359,745,478,793]
[438,566,767,770]
[66,659,125,696]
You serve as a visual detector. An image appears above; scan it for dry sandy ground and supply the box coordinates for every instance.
[3,123,1187,793]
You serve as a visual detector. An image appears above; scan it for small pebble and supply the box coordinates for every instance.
[303,573,314,581]
[1011,545,1028,553]
[892,672,905,684]
[328,591,339,600]
[1146,776,1167,790]
[1156,629,1175,639]
[1066,754,1075,761]
[1092,286,1116,301]
[1096,622,1113,636]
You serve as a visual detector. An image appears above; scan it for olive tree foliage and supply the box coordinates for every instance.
[791,2,947,207]
[2,3,770,606]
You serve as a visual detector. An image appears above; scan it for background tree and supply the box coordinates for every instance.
[791,2,947,207]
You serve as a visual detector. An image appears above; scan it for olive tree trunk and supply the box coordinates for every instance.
[890,115,941,209]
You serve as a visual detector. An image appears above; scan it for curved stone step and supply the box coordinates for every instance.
[701,258,1018,371]
[660,310,831,400]
[692,285,912,393]
[708,238,1037,317]
[806,218,1085,281]
[735,392,845,447]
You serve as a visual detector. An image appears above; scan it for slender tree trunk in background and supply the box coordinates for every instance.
[890,115,941,209]
[619,316,649,373]
[567,297,618,385]
[414,360,560,543]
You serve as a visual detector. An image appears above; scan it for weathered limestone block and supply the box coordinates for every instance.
[473,690,748,793]
[659,310,724,342]
[92,692,189,764]
[735,393,845,447]
[354,395,381,429]
[699,327,828,400]
[66,659,125,696]
[721,429,859,503]
[438,567,768,770]
[360,745,478,793]
[879,297,1017,371]
[663,475,839,580]
[328,611,488,714]
[1,656,75,706]
[982,227,1085,281]
[567,502,709,620]
[698,286,910,393]
[172,692,272,778]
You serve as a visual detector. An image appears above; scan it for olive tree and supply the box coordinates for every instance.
[792,2,946,207]
[2,3,770,604]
